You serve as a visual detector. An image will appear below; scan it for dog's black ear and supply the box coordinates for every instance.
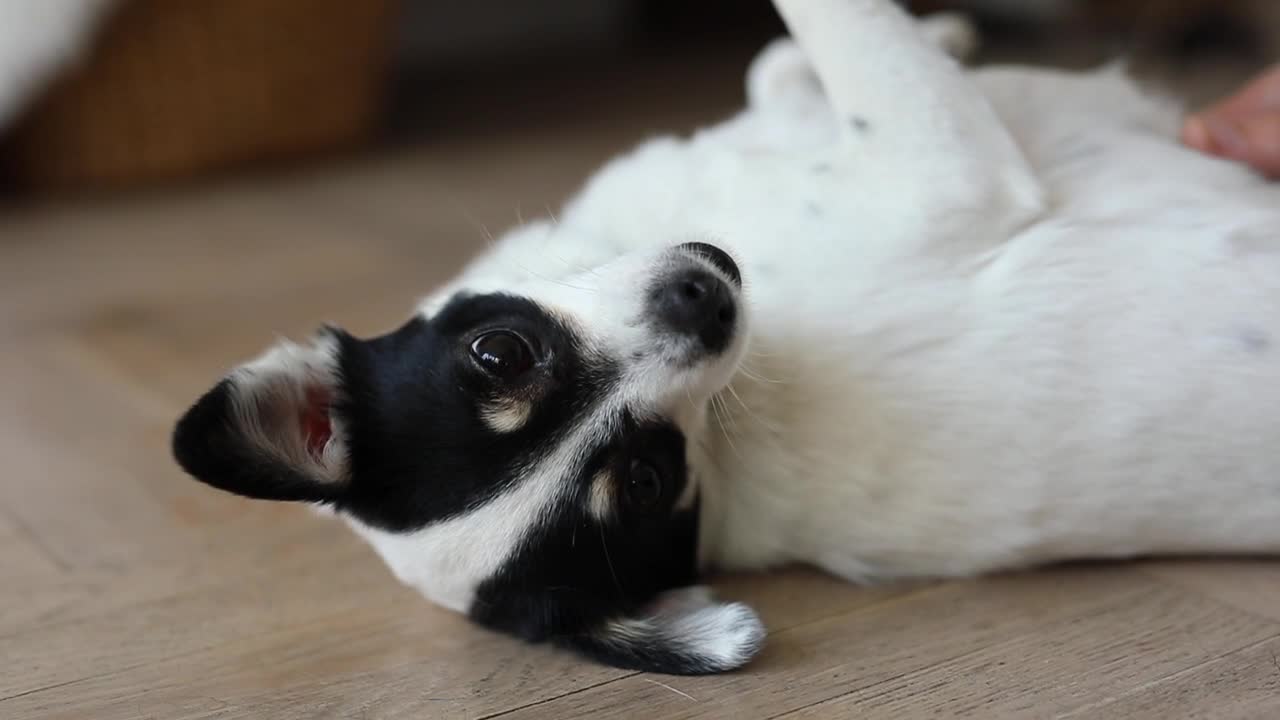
[171,329,351,504]
[562,587,766,675]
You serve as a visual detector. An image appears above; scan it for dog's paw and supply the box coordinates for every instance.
[669,599,767,672]
[563,586,766,675]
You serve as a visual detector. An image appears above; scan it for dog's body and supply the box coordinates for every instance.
[173,0,1280,675]
[427,6,1280,578]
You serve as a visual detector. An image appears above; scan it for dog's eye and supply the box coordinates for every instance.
[471,331,534,380]
[627,459,664,509]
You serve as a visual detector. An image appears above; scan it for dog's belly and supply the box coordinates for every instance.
[699,205,1280,581]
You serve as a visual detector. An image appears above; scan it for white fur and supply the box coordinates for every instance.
[388,0,1280,592]
[0,0,114,130]
[606,589,766,672]
[345,403,612,613]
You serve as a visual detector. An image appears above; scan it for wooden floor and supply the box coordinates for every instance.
[3,42,1280,720]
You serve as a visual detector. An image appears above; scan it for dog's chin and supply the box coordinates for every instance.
[697,313,751,397]
[706,340,750,398]
[653,330,749,407]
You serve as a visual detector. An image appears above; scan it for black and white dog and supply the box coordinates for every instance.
[172,0,1280,675]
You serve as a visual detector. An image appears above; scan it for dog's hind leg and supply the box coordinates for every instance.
[771,0,1046,239]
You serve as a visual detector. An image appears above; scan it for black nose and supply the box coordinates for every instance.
[678,242,741,287]
[654,267,737,353]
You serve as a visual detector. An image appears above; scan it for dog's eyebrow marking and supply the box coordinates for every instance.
[849,115,871,133]
[588,470,614,520]
[481,397,533,434]
[811,162,831,174]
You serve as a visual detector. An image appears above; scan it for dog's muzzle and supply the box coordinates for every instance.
[649,242,741,355]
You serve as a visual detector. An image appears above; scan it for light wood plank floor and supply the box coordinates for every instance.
[3,44,1279,720]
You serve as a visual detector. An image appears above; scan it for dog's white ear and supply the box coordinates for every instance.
[567,587,766,675]
[171,329,351,503]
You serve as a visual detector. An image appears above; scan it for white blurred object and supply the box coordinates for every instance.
[0,0,115,132]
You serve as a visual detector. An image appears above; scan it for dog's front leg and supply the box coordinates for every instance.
[772,0,1046,239]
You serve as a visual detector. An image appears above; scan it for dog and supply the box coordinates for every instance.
[171,0,1280,675]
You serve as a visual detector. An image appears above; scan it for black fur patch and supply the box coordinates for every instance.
[334,294,620,532]
[172,291,710,672]
[468,416,703,670]
[171,378,340,504]
[171,292,620,533]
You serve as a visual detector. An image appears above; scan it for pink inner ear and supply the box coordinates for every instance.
[301,386,333,457]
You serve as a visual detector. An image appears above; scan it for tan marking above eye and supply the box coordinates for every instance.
[675,468,698,510]
[588,470,615,520]
[480,398,532,433]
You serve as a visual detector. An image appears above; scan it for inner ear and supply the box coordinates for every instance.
[301,385,334,457]
[559,586,766,675]
[172,331,351,504]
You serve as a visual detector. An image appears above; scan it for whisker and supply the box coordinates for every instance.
[498,251,603,294]
[725,382,782,435]
[444,197,601,293]
[717,393,739,432]
[507,264,600,293]
[441,193,498,254]
[738,363,785,385]
[598,524,625,599]
[548,249,606,278]
[710,393,743,460]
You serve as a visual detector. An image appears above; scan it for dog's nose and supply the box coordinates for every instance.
[654,267,737,353]
[678,242,741,287]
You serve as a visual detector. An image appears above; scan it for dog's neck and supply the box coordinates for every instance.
[690,331,824,577]
[687,314,944,584]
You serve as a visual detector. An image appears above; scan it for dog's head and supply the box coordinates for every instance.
[171,241,764,674]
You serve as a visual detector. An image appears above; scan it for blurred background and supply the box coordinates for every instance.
[0,0,1277,196]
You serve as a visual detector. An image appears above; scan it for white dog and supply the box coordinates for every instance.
[172,0,1280,675]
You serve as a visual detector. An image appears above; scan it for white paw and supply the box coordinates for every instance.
[586,588,767,674]
[673,600,767,671]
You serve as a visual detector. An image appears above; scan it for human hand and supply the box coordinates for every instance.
[1181,64,1280,178]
